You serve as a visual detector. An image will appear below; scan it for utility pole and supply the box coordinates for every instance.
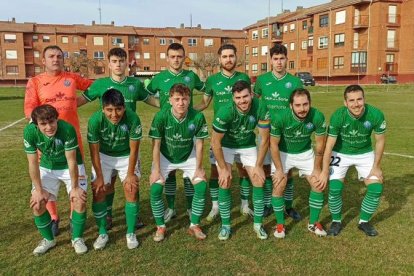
[98,0,102,24]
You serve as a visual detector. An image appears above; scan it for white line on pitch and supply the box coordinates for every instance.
[384,152,414,159]
[0,117,26,132]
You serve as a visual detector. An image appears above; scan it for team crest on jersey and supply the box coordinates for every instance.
[120,124,129,132]
[64,80,71,87]
[128,85,135,92]
[363,121,372,129]
[285,82,292,89]
[55,139,63,146]
[188,123,196,132]
[248,115,256,124]
[23,139,30,148]
[306,122,314,130]
[184,76,191,83]
[380,120,386,129]
[329,167,334,175]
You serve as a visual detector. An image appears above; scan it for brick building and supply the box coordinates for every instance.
[244,0,414,84]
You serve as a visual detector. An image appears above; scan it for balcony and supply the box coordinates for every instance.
[353,15,369,29]
[350,65,367,73]
[271,31,283,42]
[384,62,398,73]
[307,46,313,55]
[308,26,314,34]
[386,14,401,26]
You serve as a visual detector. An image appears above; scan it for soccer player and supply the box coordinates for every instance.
[194,44,253,221]
[149,84,209,242]
[269,88,327,238]
[254,44,303,220]
[87,89,142,249]
[78,47,158,229]
[320,85,386,236]
[146,43,205,223]
[211,80,269,240]
[24,105,88,255]
[24,45,92,236]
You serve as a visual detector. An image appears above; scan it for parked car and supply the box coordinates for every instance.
[380,74,397,84]
[295,72,315,86]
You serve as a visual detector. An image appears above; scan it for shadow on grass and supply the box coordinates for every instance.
[0,96,24,100]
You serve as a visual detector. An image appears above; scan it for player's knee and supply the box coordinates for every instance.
[194,181,207,195]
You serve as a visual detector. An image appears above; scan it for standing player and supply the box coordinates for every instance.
[320,85,386,236]
[87,89,142,249]
[78,47,158,229]
[24,45,92,236]
[146,43,205,223]
[149,84,209,242]
[269,89,327,238]
[254,44,303,220]
[211,80,269,240]
[24,105,88,255]
[194,44,253,221]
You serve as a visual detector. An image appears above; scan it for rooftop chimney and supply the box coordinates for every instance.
[180,23,184,28]
[92,20,95,25]
[111,21,114,26]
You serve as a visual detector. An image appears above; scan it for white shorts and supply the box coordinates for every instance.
[257,135,271,165]
[217,147,257,168]
[271,149,314,177]
[209,146,242,165]
[329,151,377,181]
[154,150,201,182]
[32,165,88,201]
[91,153,141,185]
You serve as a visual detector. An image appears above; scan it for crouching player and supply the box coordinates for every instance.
[269,89,327,238]
[88,89,142,250]
[149,83,209,242]
[24,104,88,255]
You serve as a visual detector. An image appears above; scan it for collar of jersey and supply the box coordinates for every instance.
[170,108,188,123]
[347,105,366,120]
[168,69,184,77]
[220,71,236,79]
[271,71,287,81]
[110,76,127,84]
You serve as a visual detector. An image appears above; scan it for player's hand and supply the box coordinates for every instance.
[367,166,383,182]
[252,166,265,184]
[30,188,49,209]
[70,187,87,204]
[217,166,232,189]
[124,174,139,193]
[316,170,329,190]
[193,167,206,182]
[272,170,286,187]
[92,176,106,194]
[150,170,164,184]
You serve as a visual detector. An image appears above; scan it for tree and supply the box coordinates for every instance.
[66,53,99,78]
[191,53,220,79]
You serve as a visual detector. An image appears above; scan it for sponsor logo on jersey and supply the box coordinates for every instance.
[224,86,232,93]
[342,123,349,128]
[165,126,173,130]
[120,124,129,132]
[248,115,256,124]
[306,122,314,130]
[173,133,182,140]
[363,121,372,129]
[266,82,272,86]
[272,92,280,98]
[64,80,71,87]
[164,78,171,83]
[349,130,358,136]
[184,76,191,83]
[294,130,302,137]
[380,120,386,129]
[216,81,223,85]
[128,85,135,92]
[285,82,292,89]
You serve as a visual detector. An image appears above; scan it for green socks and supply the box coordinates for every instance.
[125,201,138,234]
[105,192,115,217]
[328,179,344,222]
[272,196,285,225]
[219,188,231,226]
[309,190,324,224]
[284,178,294,209]
[165,175,176,209]
[263,177,272,208]
[34,211,54,241]
[92,201,107,234]
[190,181,207,224]
[71,210,86,240]
[360,183,383,222]
[184,177,194,210]
[209,178,219,203]
[239,177,251,200]
[252,186,264,224]
[150,183,165,226]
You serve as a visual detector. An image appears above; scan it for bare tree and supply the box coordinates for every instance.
[66,53,99,78]
[191,53,220,79]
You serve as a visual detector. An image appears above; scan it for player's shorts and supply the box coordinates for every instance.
[32,165,88,201]
[218,147,257,168]
[91,153,141,185]
[271,149,314,177]
[329,151,377,181]
[257,135,271,165]
[209,146,242,165]
[155,150,201,183]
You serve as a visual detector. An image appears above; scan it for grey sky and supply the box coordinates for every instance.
[3,0,328,29]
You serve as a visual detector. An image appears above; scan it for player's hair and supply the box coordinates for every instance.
[167,42,185,55]
[269,43,287,57]
[102,88,125,107]
[42,45,63,58]
[169,83,190,97]
[232,80,251,94]
[31,104,59,125]
[218,44,237,55]
[344,84,365,99]
[108,47,127,59]
[290,88,311,104]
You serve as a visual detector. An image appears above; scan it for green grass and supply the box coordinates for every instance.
[0,85,413,274]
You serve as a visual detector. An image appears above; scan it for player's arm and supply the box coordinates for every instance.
[144,95,160,108]
[313,134,326,174]
[254,126,270,183]
[66,149,86,203]
[24,78,40,120]
[89,142,105,193]
[368,133,385,182]
[270,135,286,185]
[211,130,231,187]
[193,95,212,111]
[77,95,89,107]
[27,153,49,208]
[150,139,163,184]
[319,136,337,189]
[124,139,140,192]
[193,138,206,181]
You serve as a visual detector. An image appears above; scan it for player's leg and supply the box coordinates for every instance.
[206,163,219,222]
[104,175,116,229]
[236,162,253,216]
[188,177,208,240]
[284,170,301,221]
[184,176,194,217]
[164,170,177,223]
[263,163,273,217]
[121,167,140,249]
[217,162,233,241]
[45,201,59,236]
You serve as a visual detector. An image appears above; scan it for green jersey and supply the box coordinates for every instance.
[82,76,148,112]
[204,71,251,115]
[213,97,269,149]
[254,72,303,111]
[145,69,205,109]
[87,108,142,157]
[23,120,83,170]
[149,108,208,164]
[270,108,326,154]
[328,104,386,154]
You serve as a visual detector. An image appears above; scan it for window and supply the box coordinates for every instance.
[283,25,288,33]
[290,23,296,32]
[61,36,68,44]
[204,38,213,47]
[252,30,258,40]
[387,30,396,48]
[43,35,50,42]
[32,35,38,42]
[73,36,78,43]
[252,47,258,57]
[386,53,396,71]
[335,10,346,25]
[168,38,174,45]
[112,37,123,46]
[188,38,197,46]
[252,64,258,74]
[301,40,308,50]
[308,37,314,47]
[388,5,397,23]
[134,52,140,59]
[94,66,105,74]
[160,53,166,59]
[143,53,150,59]
[262,28,268,38]
[34,66,41,74]
[143,38,150,45]
[386,53,395,63]
[4,34,16,43]
[289,61,295,69]
[318,36,328,49]
[34,51,40,58]
[334,33,345,47]
[353,32,359,49]
[144,66,150,71]
[290,42,295,51]
[302,20,308,30]
[63,51,69,58]
[94,37,104,46]
[159,38,166,45]
[189,53,197,61]
[245,46,249,57]
[333,56,344,69]
[351,52,367,69]
[5,50,17,59]
[6,66,18,75]
[93,51,104,60]
[261,63,267,72]
[245,64,249,71]
[320,14,329,27]
[261,46,268,56]
[317,57,328,69]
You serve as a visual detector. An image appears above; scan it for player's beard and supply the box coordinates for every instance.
[293,110,309,120]
[222,62,236,72]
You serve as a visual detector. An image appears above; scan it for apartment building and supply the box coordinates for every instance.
[244,0,414,84]
[0,19,246,84]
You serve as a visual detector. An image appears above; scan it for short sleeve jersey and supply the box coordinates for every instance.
[328,104,386,154]
[204,71,251,115]
[82,77,148,112]
[254,72,303,111]
[270,108,326,153]
[87,108,142,157]
[23,120,83,170]
[145,69,205,109]
[213,97,268,149]
[149,108,209,164]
